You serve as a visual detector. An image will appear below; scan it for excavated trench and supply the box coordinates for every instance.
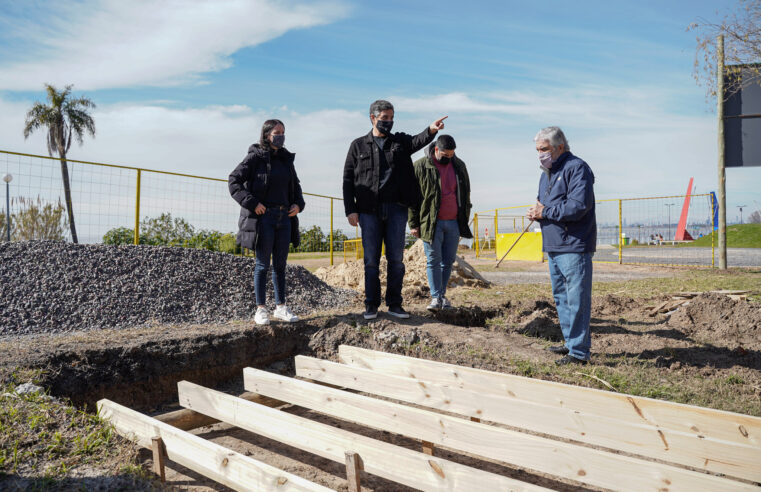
[3,303,553,412]
[10,318,359,412]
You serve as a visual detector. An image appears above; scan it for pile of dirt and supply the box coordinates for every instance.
[315,240,490,298]
[0,241,357,336]
[668,293,761,349]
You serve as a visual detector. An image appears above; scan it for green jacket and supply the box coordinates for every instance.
[408,143,473,243]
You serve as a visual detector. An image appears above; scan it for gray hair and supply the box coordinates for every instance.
[534,126,570,152]
[369,99,394,117]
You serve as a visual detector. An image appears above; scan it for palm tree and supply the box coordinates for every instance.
[23,84,96,243]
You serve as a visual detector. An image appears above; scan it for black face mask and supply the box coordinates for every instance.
[271,134,285,148]
[375,119,393,135]
[438,155,452,165]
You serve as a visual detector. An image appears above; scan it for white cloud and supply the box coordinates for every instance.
[0,0,349,90]
[2,89,759,234]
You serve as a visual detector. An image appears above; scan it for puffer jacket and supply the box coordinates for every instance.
[536,151,596,253]
[408,142,473,243]
[228,144,306,250]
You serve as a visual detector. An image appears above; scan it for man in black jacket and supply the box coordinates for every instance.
[343,99,447,319]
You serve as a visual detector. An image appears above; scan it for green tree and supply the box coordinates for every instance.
[690,0,761,99]
[11,197,68,240]
[331,228,350,251]
[140,213,195,246]
[23,84,96,243]
[299,224,327,252]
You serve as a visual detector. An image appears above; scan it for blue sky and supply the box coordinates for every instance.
[1,0,759,223]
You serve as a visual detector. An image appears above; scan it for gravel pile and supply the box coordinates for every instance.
[0,241,357,336]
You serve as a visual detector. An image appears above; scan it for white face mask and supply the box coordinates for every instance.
[538,151,553,169]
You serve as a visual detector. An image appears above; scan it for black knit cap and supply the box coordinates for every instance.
[435,134,456,151]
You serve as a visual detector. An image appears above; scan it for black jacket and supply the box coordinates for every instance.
[342,127,435,216]
[229,144,306,250]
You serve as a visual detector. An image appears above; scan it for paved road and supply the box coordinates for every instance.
[483,269,672,285]
[593,247,761,267]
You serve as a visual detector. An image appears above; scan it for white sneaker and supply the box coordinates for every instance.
[273,305,299,322]
[254,307,270,326]
[441,297,453,309]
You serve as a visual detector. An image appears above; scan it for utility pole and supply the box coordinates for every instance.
[717,34,727,269]
[737,205,746,224]
[665,203,675,241]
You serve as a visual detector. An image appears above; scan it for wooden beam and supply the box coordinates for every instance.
[247,367,755,491]
[176,381,548,492]
[299,354,761,484]
[344,452,362,492]
[155,391,285,431]
[97,399,333,492]
[151,436,167,483]
[338,346,761,447]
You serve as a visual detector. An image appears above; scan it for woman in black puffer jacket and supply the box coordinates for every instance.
[229,119,305,326]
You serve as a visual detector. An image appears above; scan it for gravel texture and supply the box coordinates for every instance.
[0,241,357,336]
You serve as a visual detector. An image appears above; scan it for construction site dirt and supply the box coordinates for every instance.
[1,243,760,491]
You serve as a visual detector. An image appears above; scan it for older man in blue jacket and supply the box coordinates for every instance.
[528,127,596,365]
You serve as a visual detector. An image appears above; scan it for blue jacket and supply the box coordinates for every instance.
[536,152,596,253]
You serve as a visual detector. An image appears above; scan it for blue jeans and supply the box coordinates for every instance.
[547,252,593,360]
[359,202,408,308]
[254,207,291,306]
[423,219,460,299]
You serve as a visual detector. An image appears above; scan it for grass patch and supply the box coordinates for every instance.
[679,223,761,248]
[0,368,150,488]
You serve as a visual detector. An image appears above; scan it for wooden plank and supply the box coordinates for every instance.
[344,452,362,492]
[98,399,334,492]
[155,391,285,431]
[248,367,756,491]
[338,345,761,447]
[151,436,167,483]
[177,381,548,492]
[302,353,761,484]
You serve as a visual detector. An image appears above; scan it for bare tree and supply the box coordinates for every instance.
[748,210,761,223]
[23,84,96,243]
[689,0,761,99]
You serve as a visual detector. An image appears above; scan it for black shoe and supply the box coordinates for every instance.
[387,306,410,319]
[555,355,589,366]
[547,345,569,355]
[363,306,378,320]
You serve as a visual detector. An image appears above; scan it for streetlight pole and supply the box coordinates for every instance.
[665,203,675,242]
[737,205,746,224]
[2,174,12,242]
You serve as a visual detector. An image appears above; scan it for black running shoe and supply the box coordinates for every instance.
[387,306,410,319]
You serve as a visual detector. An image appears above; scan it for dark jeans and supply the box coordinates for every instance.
[254,207,291,306]
[359,202,408,309]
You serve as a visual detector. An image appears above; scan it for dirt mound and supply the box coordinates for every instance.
[593,294,640,316]
[315,239,490,297]
[0,241,356,336]
[668,293,761,349]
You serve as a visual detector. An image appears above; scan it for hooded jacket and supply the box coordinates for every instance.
[408,142,473,243]
[342,127,435,216]
[536,151,596,253]
[228,143,306,250]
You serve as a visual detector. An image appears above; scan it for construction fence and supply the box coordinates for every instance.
[0,150,358,265]
[473,194,719,267]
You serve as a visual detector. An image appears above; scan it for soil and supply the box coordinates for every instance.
[2,281,760,490]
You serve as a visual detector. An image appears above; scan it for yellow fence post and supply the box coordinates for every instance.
[330,198,334,266]
[493,209,498,245]
[134,169,141,245]
[474,213,479,258]
[618,199,623,264]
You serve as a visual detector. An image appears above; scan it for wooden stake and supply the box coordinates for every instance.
[151,436,167,483]
[345,451,362,492]
[421,440,434,456]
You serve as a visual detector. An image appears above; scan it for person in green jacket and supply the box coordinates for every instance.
[409,135,473,311]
